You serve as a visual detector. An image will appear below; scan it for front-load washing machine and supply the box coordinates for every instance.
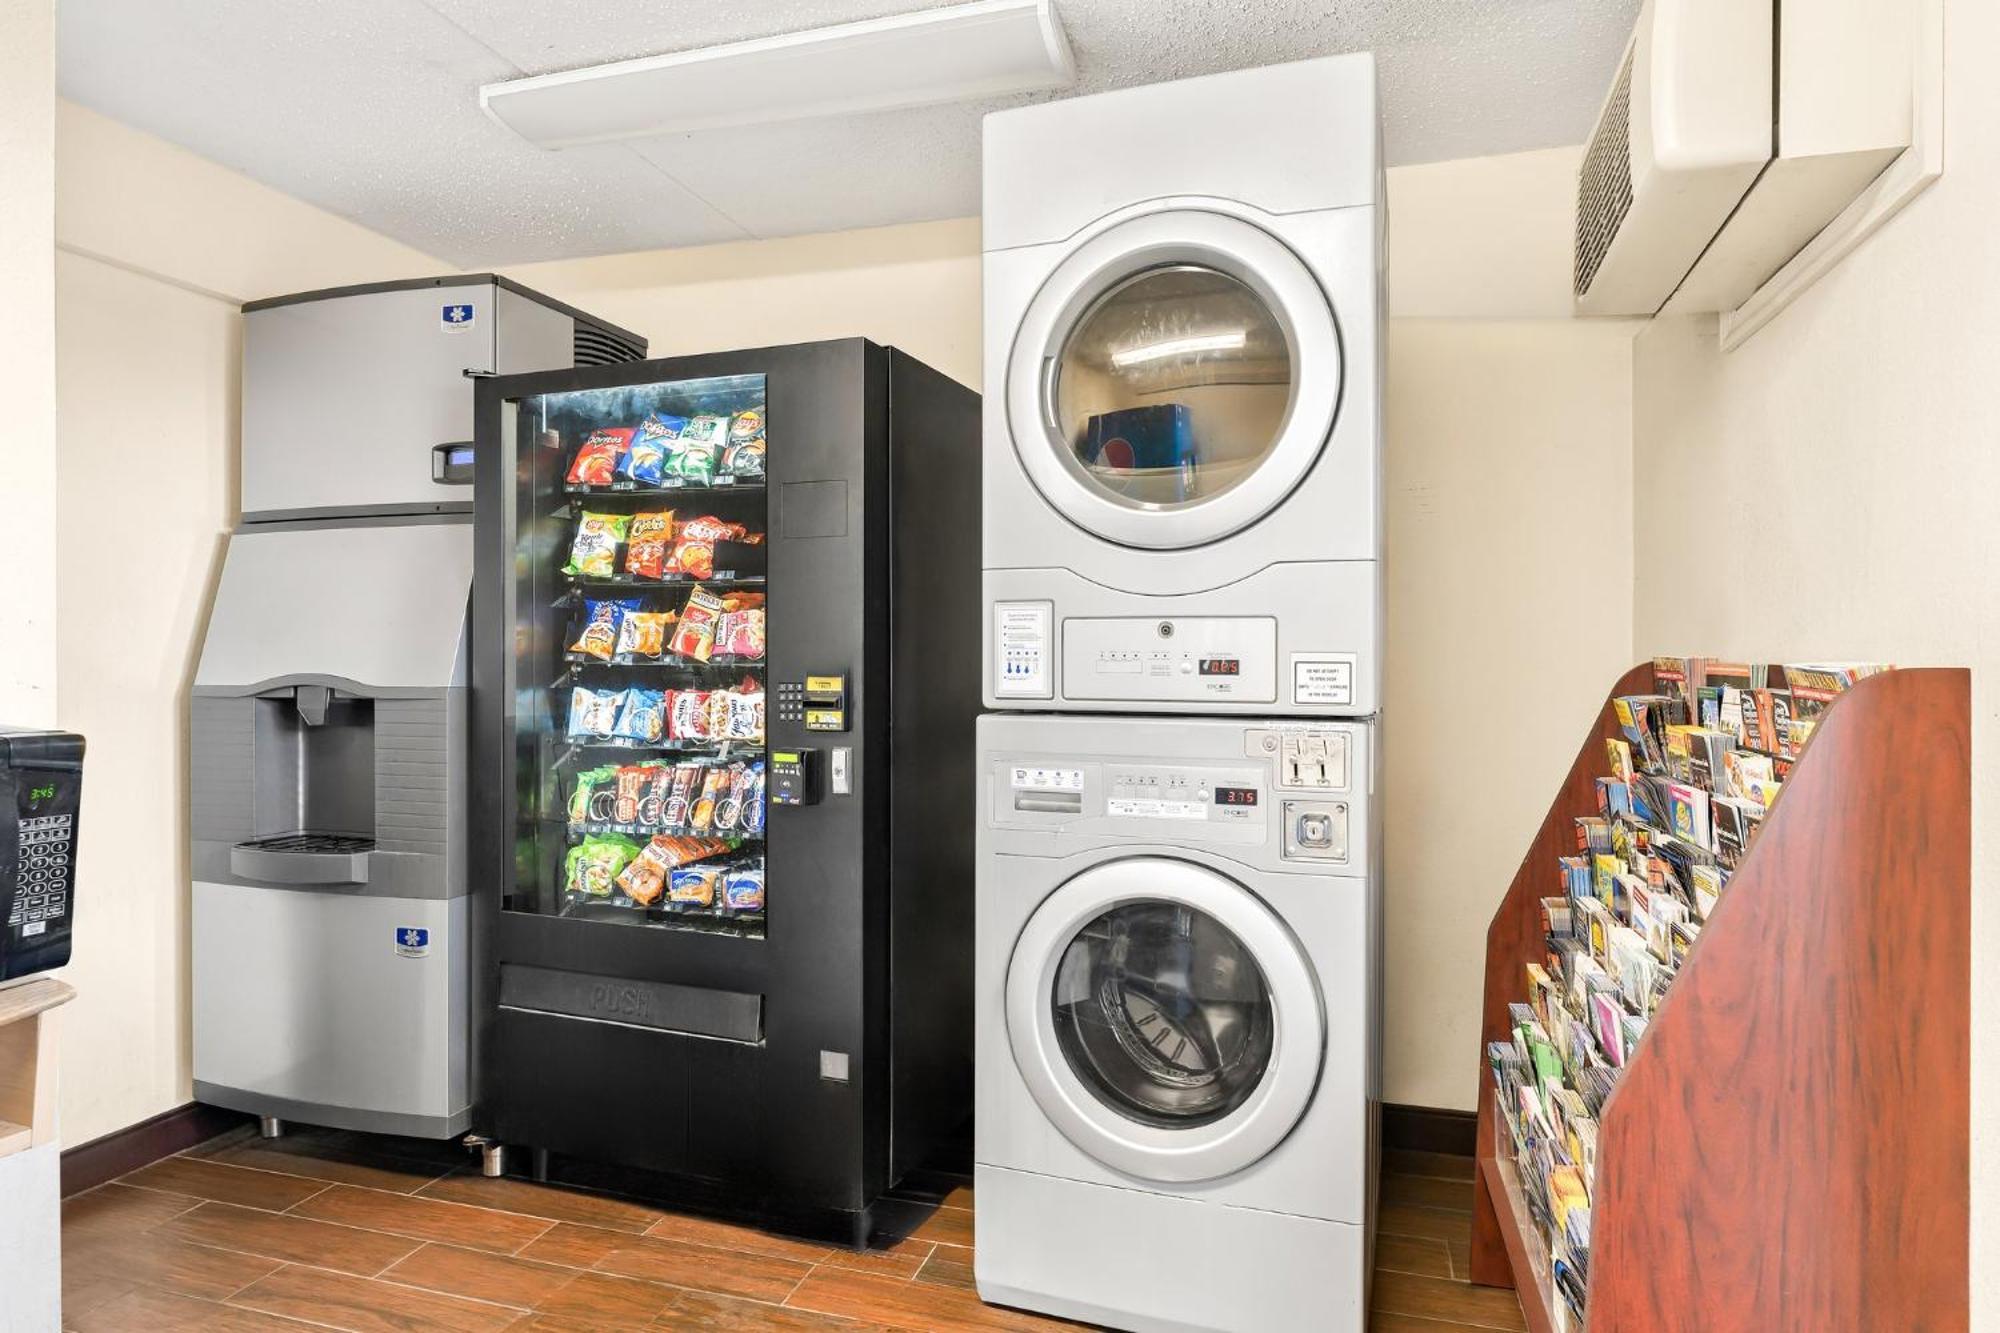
[982,55,1384,718]
[975,713,1381,1333]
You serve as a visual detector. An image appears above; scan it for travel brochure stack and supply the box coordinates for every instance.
[1486,657,1890,1328]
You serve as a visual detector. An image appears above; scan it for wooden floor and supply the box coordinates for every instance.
[59,1125,1524,1331]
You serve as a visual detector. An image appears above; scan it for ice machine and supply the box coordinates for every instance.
[192,276,644,1137]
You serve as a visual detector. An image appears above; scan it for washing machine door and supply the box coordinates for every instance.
[1006,856,1324,1183]
[1006,209,1342,551]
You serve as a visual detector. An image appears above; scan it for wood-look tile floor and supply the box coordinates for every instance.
[59,1127,1523,1332]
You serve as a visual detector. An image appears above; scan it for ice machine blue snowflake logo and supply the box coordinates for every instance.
[441,303,475,330]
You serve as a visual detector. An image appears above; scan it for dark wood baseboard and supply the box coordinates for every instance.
[60,1101,251,1198]
[1384,1102,1476,1158]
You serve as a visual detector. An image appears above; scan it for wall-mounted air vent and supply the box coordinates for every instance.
[1575,0,1917,319]
[1575,50,1635,300]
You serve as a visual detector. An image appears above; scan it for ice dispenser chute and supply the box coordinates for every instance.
[191,518,473,1137]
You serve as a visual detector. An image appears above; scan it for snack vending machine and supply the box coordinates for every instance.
[471,339,979,1240]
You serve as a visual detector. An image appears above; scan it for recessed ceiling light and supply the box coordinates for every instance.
[481,0,1075,150]
[1110,332,1249,367]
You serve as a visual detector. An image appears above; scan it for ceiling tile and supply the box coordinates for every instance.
[58,0,1639,264]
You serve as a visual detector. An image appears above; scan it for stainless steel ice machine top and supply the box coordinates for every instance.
[239,274,645,521]
[191,275,645,1139]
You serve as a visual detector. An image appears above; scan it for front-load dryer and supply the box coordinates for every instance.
[975,713,1382,1333]
[981,55,1384,718]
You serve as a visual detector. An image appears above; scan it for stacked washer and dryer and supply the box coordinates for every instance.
[974,56,1386,1333]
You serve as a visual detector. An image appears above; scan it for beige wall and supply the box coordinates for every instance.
[51,103,439,1146]
[1630,0,1999,1307]
[1,1,57,724]
[1383,319,1635,1111]
[505,220,984,389]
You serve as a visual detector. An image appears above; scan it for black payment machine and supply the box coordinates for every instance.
[0,728,84,984]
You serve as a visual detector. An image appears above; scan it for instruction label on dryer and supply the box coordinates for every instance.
[1292,654,1357,706]
[994,602,1053,699]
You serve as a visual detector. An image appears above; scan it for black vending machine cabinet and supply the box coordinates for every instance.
[471,340,978,1241]
[0,728,85,984]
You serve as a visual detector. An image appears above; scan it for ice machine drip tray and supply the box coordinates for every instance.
[230,832,376,886]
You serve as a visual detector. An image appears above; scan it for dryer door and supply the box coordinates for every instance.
[1006,209,1342,551]
[1005,856,1324,1183]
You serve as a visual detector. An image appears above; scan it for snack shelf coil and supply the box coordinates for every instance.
[560,654,764,678]
[566,821,765,842]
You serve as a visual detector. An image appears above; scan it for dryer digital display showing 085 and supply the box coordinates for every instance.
[1199,657,1241,677]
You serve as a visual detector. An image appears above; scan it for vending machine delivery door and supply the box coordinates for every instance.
[190,517,473,1136]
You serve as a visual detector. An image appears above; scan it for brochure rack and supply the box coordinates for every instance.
[1469,664,1970,1333]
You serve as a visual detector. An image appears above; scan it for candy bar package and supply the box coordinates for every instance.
[566,428,632,486]
[689,766,729,833]
[721,865,765,913]
[637,765,675,828]
[721,409,766,480]
[669,586,725,662]
[713,764,751,832]
[620,415,686,486]
[614,833,725,906]
[565,834,640,901]
[613,688,667,743]
[566,686,623,740]
[611,765,652,825]
[742,763,767,835]
[614,610,671,660]
[666,516,746,581]
[563,512,629,578]
[568,598,638,661]
[623,511,676,580]
[664,761,702,827]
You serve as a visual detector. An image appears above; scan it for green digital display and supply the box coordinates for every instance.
[29,784,55,805]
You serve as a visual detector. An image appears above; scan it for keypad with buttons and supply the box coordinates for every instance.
[8,814,73,930]
[774,681,806,724]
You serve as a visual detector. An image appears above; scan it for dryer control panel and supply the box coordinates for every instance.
[1061,616,1278,704]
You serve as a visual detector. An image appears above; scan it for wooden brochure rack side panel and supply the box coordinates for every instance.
[0,978,74,1160]
[1469,665,1970,1333]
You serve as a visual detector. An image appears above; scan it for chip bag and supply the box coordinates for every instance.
[666,516,746,581]
[623,510,676,580]
[567,428,632,486]
[565,834,640,899]
[614,610,671,660]
[667,415,729,486]
[568,598,638,661]
[620,415,686,486]
[716,607,766,660]
[669,586,725,662]
[613,688,667,743]
[565,687,623,740]
[563,512,629,577]
[722,409,766,480]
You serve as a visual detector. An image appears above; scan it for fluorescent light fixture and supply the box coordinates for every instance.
[1110,332,1249,368]
[481,0,1075,149]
